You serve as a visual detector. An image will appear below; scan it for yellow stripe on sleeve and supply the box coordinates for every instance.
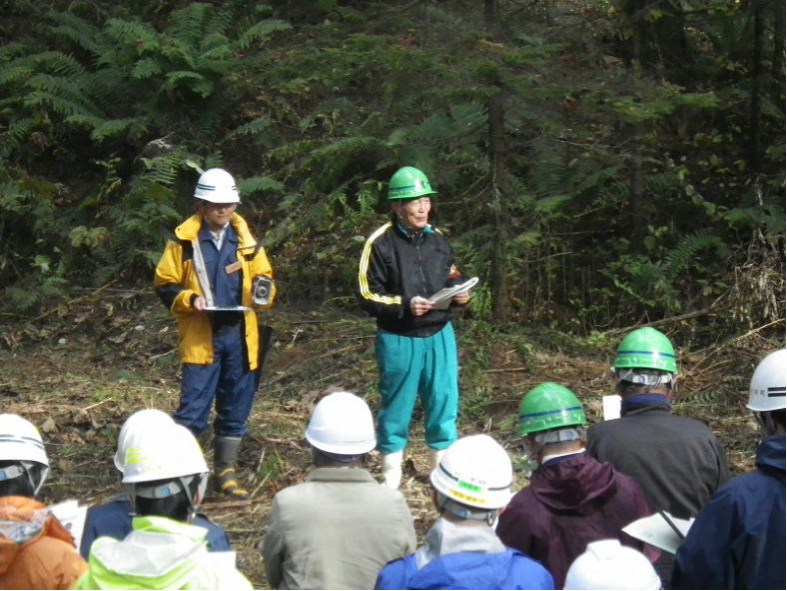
[358,222,402,306]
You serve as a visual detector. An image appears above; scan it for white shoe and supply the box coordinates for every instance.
[382,451,403,489]
[429,448,446,471]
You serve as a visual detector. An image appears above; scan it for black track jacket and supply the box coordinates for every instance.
[357,220,463,337]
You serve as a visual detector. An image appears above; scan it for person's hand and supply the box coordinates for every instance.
[452,291,470,305]
[192,295,207,311]
[410,296,434,317]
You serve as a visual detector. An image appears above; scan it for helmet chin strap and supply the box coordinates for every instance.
[756,411,778,438]
[129,473,206,522]
[435,491,497,526]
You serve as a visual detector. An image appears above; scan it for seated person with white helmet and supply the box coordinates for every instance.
[261,391,416,590]
[76,423,251,590]
[80,409,230,558]
[671,349,786,590]
[0,413,87,589]
[375,434,554,590]
[564,540,660,590]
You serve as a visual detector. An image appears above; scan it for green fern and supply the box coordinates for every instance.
[663,230,721,280]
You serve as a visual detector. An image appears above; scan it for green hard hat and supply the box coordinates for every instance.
[387,166,437,200]
[518,382,587,436]
[613,327,677,374]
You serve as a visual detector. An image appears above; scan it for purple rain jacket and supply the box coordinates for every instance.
[496,451,658,589]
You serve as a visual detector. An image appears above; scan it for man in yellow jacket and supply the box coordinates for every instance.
[154,168,276,499]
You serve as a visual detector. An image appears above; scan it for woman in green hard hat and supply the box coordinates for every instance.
[497,382,656,588]
[586,327,731,582]
[357,166,470,489]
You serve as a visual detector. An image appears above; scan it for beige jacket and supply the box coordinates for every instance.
[260,467,416,590]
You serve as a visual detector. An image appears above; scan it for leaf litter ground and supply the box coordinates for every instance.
[0,288,778,588]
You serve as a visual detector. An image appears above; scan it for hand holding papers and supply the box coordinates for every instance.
[429,277,479,310]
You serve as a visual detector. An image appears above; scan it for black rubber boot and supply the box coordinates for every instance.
[213,436,249,500]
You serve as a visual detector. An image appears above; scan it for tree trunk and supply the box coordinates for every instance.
[488,92,510,322]
[749,0,764,173]
[770,0,785,102]
[485,0,510,322]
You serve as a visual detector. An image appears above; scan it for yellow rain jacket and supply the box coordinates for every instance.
[153,212,276,369]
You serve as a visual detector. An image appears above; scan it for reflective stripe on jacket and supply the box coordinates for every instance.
[153,212,275,367]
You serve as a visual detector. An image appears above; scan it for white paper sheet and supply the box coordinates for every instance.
[623,511,694,554]
[602,395,622,420]
[429,277,479,310]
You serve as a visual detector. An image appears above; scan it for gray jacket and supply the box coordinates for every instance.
[260,467,417,590]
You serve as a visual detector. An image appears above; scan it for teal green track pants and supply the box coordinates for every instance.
[375,322,459,454]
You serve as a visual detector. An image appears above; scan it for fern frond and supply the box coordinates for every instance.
[51,13,101,55]
[105,19,160,55]
[239,176,285,195]
[89,117,149,141]
[160,71,212,98]
[132,58,163,79]
[237,19,292,50]
[0,41,30,62]
[225,116,272,140]
[662,230,719,280]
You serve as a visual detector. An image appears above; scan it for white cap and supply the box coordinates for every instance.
[564,539,661,590]
[0,414,48,467]
[114,409,176,472]
[305,392,376,455]
[122,424,208,484]
[194,168,240,204]
[747,349,787,412]
[430,434,512,510]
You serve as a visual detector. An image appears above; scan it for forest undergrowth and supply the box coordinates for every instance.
[0,287,781,588]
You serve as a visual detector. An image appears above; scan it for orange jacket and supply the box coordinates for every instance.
[0,496,87,590]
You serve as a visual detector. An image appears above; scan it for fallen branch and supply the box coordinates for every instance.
[23,280,117,326]
[691,317,786,373]
[605,306,716,336]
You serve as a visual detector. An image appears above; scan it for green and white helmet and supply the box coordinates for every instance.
[519,382,587,437]
[613,327,677,375]
[387,166,437,200]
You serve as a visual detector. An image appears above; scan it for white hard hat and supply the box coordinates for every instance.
[122,424,208,484]
[747,349,787,412]
[194,168,240,204]
[305,392,376,455]
[564,539,661,590]
[430,434,512,510]
[0,414,48,467]
[114,409,176,472]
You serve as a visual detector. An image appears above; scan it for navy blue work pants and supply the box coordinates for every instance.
[174,323,256,437]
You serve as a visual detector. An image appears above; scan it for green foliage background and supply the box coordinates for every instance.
[1,0,783,339]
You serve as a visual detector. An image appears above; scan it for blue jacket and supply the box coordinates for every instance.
[80,497,231,558]
[671,435,785,590]
[375,548,554,590]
